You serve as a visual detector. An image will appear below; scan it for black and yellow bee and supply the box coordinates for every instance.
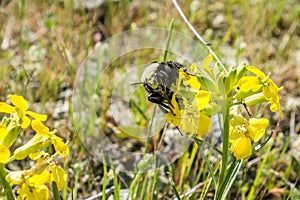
[141,61,193,114]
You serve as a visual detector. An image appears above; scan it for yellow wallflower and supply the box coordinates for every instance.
[18,183,49,200]
[166,90,212,137]
[7,160,67,200]
[31,119,69,157]
[237,66,283,117]
[0,95,47,128]
[229,116,269,159]
[11,119,69,161]
[48,165,68,191]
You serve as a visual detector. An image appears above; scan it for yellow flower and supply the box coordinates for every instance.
[12,120,69,160]
[192,90,210,111]
[182,90,212,136]
[18,180,49,200]
[237,66,283,117]
[179,68,201,90]
[229,116,269,159]
[0,95,47,128]
[7,161,67,199]
[49,165,68,191]
[32,119,69,157]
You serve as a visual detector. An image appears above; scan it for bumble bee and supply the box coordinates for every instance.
[141,61,191,114]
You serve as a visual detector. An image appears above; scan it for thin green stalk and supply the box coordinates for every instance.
[163,19,174,62]
[52,182,60,200]
[200,177,213,200]
[193,137,223,155]
[216,98,230,197]
[62,153,69,200]
[167,168,181,200]
[247,138,274,200]
[144,105,157,154]
[140,174,148,199]
[194,139,217,187]
[101,151,107,200]
[0,164,14,200]
[127,173,142,200]
[183,143,198,181]
[151,169,159,200]
[216,158,243,200]
[178,150,189,189]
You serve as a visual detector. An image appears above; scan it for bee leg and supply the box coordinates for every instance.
[148,94,173,114]
[176,127,183,136]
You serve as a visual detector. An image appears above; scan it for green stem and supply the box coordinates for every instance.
[52,181,60,200]
[217,98,230,196]
[163,19,174,62]
[0,164,14,200]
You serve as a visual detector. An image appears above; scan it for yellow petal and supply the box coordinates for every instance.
[31,119,50,136]
[52,136,69,157]
[229,127,242,141]
[181,112,199,134]
[194,90,210,110]
[197,114,211,136]
[245,66,265,79]
[21,115,31,129]
[29,151,49,160]
[0,124,8,140]
[188,76,201,90]
[0,102,15,114]
[26,111,47,121]
[0,145,11,163]
[249,118,269,142]
[230,136,252,159]
[19,183,49,200]
[165,112,181,127]
[238,76,261,92]
[202,53,213,69]
[9,95,28,112]
[28,171,50,187]
[50,166,67,191]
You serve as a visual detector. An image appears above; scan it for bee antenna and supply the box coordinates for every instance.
[130,82,144,86]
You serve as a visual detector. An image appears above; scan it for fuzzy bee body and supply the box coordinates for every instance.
[141,61,187,114]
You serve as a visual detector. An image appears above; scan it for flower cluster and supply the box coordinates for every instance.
[163,55,283,160]
[0,95,69,200]
[164,70,212,137]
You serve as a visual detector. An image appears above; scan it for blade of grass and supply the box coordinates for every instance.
[109,157,120,200]
[140,174,148,200]
[151,169,160,200]
[163,19,174,62]
[166,167,181,200]
[101,151,107,200]
[216,158,243,200]
[193,138,219,188]
[183,143,198,181]
[247,138,274,200]
[178,150,189,189]
[193,136,223,155]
